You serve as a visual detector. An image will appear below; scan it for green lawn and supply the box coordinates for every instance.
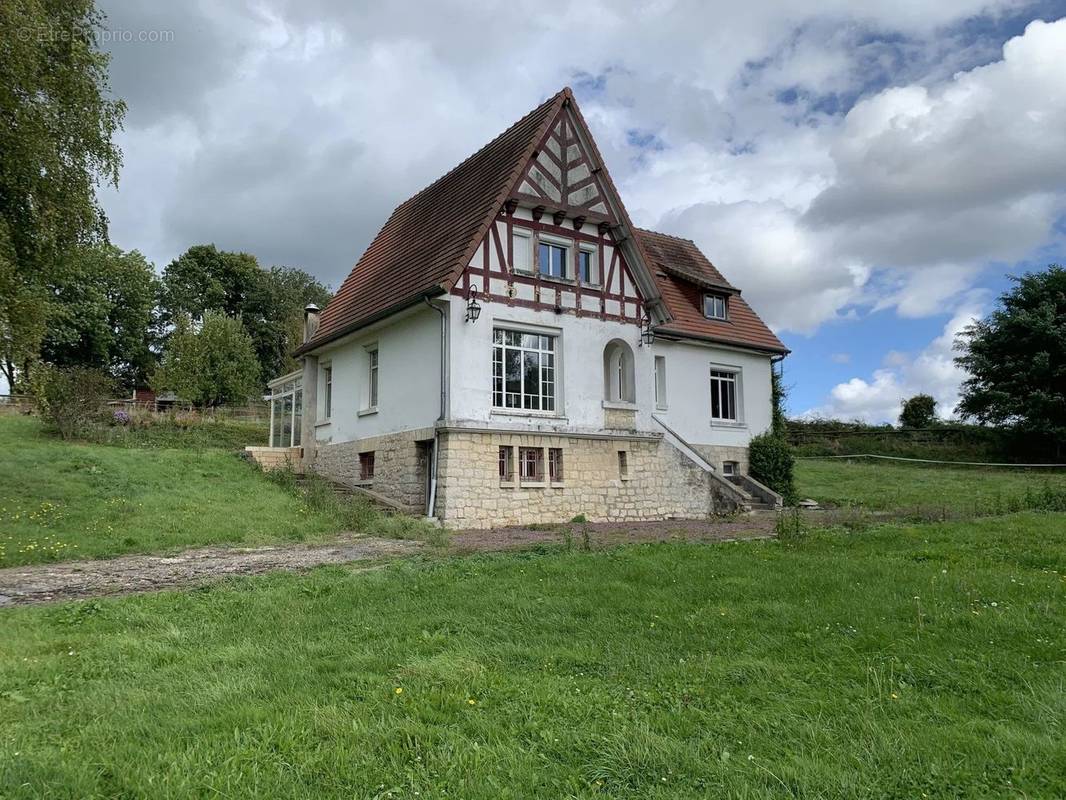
[796,457,1066,514]
[0,415,342,566]
[2,512,1064,798]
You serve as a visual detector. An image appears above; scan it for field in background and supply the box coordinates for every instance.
[2,513,1064,798]
[795,458,1066,515]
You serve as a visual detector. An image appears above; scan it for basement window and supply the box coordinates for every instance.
[519,447,544,483]
[617,450,629,480]
[548,447,564,483]
[498,446,515,484]
[359,451,375,481]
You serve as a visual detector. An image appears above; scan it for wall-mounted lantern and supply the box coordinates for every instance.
[465,290,482,323]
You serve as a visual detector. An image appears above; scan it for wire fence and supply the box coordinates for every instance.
[797,453,1066,469]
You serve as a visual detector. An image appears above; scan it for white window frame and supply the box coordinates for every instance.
[537,233,572,281]
[267,371,302,447]
[321,363,333,420]
[578,244,598,286]
[704,293,728,320]
[654,355,667,410]
[512,227,533,273]
[364,345,379,412]
[492,327,558,414]
[709,366,742,424]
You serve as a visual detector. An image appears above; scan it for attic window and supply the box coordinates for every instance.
[703,293,728,320]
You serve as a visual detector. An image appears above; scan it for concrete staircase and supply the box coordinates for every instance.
[652,414,782,513]
[294,473,406,515]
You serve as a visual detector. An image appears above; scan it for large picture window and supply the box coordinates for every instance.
[710,369,738,421]
[492,329,556,412]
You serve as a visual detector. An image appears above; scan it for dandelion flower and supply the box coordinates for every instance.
[468,699,476,705]
[890,692,899,699]
[394,687,403,695]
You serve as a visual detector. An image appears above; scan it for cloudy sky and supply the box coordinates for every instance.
[94,0,1066,421]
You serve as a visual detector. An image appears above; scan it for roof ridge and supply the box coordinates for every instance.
[393,89,569,215]
[635,226,696,244]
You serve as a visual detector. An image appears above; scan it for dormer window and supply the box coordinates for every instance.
[703,293,728,320]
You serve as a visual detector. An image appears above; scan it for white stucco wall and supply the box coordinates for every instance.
[652,339,774,447]
[448,297,774,445]
[312,306,442,444]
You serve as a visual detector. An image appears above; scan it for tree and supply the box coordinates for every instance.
[159,245,262,325]
[244,265,332,378]
[159,247,331,380]
[899,394,938,428]
[955,265,1066,452]
[0,0,125,389]
[153,313,261,407]
[40,244,158,390]
[770,366,788,439]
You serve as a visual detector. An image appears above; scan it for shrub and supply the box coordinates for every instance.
[32,366,115,440]
[899,394,938,428]
[749,431,797,505]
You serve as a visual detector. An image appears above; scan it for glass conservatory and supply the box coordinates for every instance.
[267,371,303,448]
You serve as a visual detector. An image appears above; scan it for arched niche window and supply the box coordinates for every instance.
[603,339,636,403]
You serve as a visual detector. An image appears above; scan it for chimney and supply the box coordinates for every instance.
[303,304,321,344]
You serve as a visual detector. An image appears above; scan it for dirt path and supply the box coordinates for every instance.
[0,535,421,606]
[0,515,777,607]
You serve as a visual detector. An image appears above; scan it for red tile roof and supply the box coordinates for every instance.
[298,87,785,358]
[298,89,568,353]
[637,228,788,354]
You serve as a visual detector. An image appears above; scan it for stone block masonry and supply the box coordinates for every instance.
[313,427,434,513]
[434,429,729,529]
[245,446,303,472]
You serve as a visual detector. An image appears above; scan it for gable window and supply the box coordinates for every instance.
[538,240,568,279]
[359,451,375,480]
[512,228,533,272]
[366,346,379,409]
[704,293,728,320]
[578,247,598,285]
[519,447,544,482]
[492,329,556,412]
[322,365,333,419]
[654,356,667,410]
[710,369,739,421]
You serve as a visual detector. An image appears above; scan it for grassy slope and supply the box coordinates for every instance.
[0,416,341,566]
[2,513,1065,798]
[795,458,1066,513]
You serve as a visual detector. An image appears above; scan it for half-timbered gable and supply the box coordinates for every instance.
[456,205,645,324]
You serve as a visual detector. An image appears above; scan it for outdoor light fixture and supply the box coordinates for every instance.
[465,290,482,323]
[640,316,655,346]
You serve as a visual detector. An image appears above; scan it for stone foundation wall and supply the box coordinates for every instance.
[691,444,750,475]
[313,427,434,512]
[435,429,721,529]
[245,446,303,472]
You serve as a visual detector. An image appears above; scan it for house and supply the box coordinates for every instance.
[253,87,789,528]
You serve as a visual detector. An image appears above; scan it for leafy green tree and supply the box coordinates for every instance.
[41,244,158,390]
[153,313,261,407]
[159,245,262,325]
[770,367,788,439]
[955,265,1066,454]
[159,247,331,380]
[899,394,938,428]
[0,0,125,389]
[244,265,332,377]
